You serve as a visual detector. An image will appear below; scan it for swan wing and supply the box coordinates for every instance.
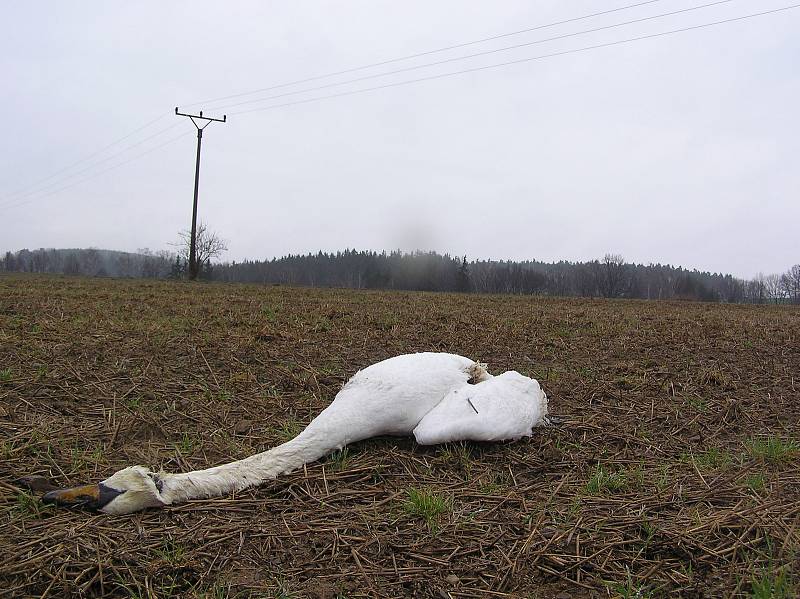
[413,371,547,445]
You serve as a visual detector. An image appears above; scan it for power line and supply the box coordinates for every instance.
[5,3,796,212]
[231,4,800,116]
[186,0,668,110]
[0,131,192,212]
[0,0,672,206]
[2,122,183,205]
[0,111,172,203]
[212,0,741,113]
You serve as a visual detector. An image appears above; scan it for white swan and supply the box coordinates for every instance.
[40,352,548,515]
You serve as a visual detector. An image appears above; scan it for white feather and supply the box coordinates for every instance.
[96,353,544,514]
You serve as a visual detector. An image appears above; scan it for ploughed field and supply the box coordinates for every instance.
[0,275,798,598]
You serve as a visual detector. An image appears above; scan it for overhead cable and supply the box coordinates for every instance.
[231,4,799,116]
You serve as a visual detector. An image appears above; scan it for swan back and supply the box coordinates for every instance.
[328,352,487,436]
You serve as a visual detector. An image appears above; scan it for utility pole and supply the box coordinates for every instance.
[175,107,226,280]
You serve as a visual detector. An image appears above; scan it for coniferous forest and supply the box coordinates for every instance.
[5,247,796,304]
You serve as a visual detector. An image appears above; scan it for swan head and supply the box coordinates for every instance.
[42,466,166,515]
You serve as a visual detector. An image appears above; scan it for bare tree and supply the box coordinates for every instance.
[764,273,784,304]
[176,222,228,279]
[783,264,800,304]
[746,273,767,304]
[599,253,628,298]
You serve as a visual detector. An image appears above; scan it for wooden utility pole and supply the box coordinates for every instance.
[175,107,226,280]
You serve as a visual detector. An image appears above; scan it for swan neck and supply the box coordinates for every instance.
[159,426,335,504]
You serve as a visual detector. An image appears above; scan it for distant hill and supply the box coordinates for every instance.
[1,247,177,279]
[2,247,797,304]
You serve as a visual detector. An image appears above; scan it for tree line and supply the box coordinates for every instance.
[1,248,177,279]
[2,247,798,304]
[212,250,799,304]
[0,225,226,281]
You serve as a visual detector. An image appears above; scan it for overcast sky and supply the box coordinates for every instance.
[2,1,798,278]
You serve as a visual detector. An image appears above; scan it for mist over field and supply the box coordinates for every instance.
[2,246,799,305]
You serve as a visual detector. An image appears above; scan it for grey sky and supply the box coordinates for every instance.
[2,1,798,278]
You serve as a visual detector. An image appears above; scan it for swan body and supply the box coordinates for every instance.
[41,352,548,515]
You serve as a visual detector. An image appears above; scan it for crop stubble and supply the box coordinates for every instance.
[0,275,798,597]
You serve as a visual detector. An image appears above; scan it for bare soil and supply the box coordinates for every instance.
[0,275,798,598]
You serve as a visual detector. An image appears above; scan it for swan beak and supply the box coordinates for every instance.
[42,483,123,511]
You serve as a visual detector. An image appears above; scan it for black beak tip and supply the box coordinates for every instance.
[14,475,59,494]
[41,490,60,504]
